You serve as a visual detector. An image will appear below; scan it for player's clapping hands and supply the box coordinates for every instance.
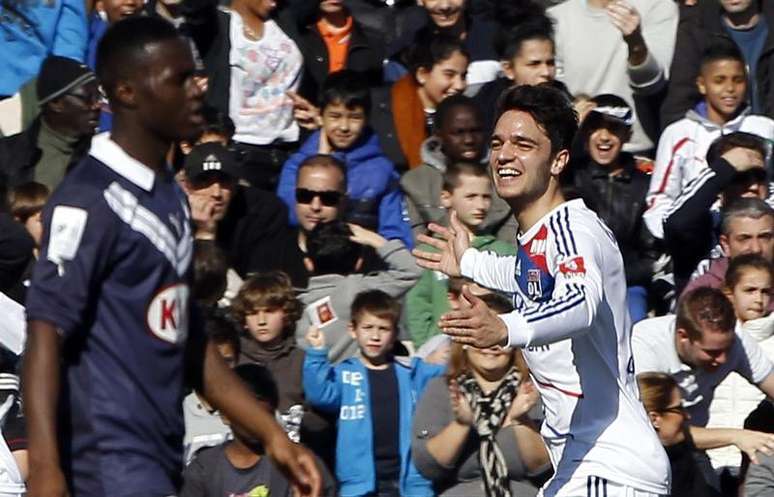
[413,211,472,278]
[438,285,509,348]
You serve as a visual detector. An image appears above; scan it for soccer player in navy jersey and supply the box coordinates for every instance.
[414,85,670,497]
[22,17,321,497]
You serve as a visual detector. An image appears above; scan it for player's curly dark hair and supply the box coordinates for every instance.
[495,84,578,158]
[231,271,302,332]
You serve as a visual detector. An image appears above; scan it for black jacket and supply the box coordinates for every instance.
[568,155,660,287]
[661,0,774,127]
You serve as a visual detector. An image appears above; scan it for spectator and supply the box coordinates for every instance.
[645,41,774,239]
[182,0,303,190]
[705,254,774,469]
[475,14,556,137]
[566,95,661,323]
[637,372,722,497]
[400,94,515,241]
[683,198,774,297]
[0,56,99,190]
[231,272,307,443]
[662,0,774,126]
[181,363,336,497]
[631,287,774,465]
[277,71,412,246]
[9,182,49,260]
[290,0,384,104]
[412,293,551,497]
[664,132,770,293]
[371,33,469,171]
[406,162,515,347]
[296,220,421,363]
[0,0,87,98]
[191,240,231,308]
[548,0,678,152]
[303,290,445,497]
[182,308,239,465]
[180,142,295,286]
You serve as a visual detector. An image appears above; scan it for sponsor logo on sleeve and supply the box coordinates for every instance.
[47,206,88,275]
[558,256,586,277]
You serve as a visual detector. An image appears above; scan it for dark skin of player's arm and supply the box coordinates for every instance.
[22,320,322,497]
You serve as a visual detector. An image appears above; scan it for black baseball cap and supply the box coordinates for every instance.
[184,142,240,182]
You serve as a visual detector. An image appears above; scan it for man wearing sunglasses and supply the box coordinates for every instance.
[0,56,101,190]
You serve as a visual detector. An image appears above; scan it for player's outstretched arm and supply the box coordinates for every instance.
[23,320,69,497]
[197,339,322,497]
[413,212,471,277]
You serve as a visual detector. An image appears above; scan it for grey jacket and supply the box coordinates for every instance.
[746,452,774,497]
[294,240,421,363]
[411,377,549,497]
[400,137,518,243]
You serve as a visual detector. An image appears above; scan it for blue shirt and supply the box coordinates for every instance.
[726,18,769,114]
[26,133,195,497]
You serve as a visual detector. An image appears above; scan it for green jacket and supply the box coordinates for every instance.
[405,235,516,347]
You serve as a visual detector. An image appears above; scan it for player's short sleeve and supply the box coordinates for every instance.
[733,328,774,384]
[25,193,119,339]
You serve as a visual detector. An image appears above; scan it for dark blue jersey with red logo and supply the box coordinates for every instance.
[25,134,194,497]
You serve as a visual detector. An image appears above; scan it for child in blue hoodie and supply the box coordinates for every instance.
[277,70,413,248]
[304,290,444,497]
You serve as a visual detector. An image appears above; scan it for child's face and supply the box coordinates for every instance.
[728,268,771,322]
[247,0,277,20]
[416,51,469,107]
[441,173,492,230]
[322,102,366,150]
[587,125,627,167]
[437,105,485,163]
[504,38,556,87]
[24,211,44,248]
[245,307,286,344]
[97,0,143,23]
[698,59,747,122]
[349,312,397,368]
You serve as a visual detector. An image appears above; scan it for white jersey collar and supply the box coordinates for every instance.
[89,132,156,192]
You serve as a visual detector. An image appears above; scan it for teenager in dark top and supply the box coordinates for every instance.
[181,363,336,497]
[22,17,320,497]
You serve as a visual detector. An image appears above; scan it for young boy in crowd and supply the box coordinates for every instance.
[182,308,240,464]
[181,363,336,497]
[295,220,421,363]
[231,272,307,443]
[304,290,444,497]
[9,181,50,258]
[645,40,774,239]
[277,70,412,247]
[405,162,515,347]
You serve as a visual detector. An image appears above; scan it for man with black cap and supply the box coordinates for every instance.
[0,55,101,190]
[566,94,662,323]
[181,142,299,281]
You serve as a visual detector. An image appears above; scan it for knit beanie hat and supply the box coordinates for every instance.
[36,56,97,106]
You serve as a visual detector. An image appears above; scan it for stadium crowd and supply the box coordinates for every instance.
[2,0,774,496]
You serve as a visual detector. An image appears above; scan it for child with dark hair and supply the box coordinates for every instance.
[646,40,774,240]
[231,271,308,443]
[277,70,412,247]
[304,290,444,497]
[181,363,336,497]
[9,181,49,258]
[296,220,421,363]
[192,240,229,308]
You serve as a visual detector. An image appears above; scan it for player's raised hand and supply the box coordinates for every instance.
[264,430,322,497]
[734,429,774,464]
[413,211,472,277]
[438,285,509,348]
[306,325,325,349]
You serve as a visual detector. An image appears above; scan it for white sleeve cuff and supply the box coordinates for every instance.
[459,248,479,279]
[499,311,532,349]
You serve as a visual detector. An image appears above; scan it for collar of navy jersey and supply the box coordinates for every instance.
[516,199,586,244]
[88,132,156,192]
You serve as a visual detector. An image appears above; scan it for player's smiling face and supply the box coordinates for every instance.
[489,109,566,205]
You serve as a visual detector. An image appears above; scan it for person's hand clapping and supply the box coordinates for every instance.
[413,211,472,278]
[438,285,509,348]
[449,378,474,426]
[506,378,540,425]
[606,0,642,40]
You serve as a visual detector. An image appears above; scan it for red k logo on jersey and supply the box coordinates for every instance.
[146,283,190,345]
[558,256,586,277]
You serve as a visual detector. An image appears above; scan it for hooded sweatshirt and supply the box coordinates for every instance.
[644,103,774,239]
[276,129,412,247]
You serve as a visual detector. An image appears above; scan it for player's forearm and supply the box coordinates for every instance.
[22,321,63,470]
[460,249,518,293]
[690,426,739,450]
[200,340,287,444]
[424,421,472,467]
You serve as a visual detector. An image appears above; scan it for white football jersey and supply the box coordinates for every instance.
[460,199,670,496]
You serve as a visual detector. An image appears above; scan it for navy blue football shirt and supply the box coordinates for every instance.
[26,133,195,497]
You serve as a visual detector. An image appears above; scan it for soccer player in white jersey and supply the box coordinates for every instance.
[414,85,671,497]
